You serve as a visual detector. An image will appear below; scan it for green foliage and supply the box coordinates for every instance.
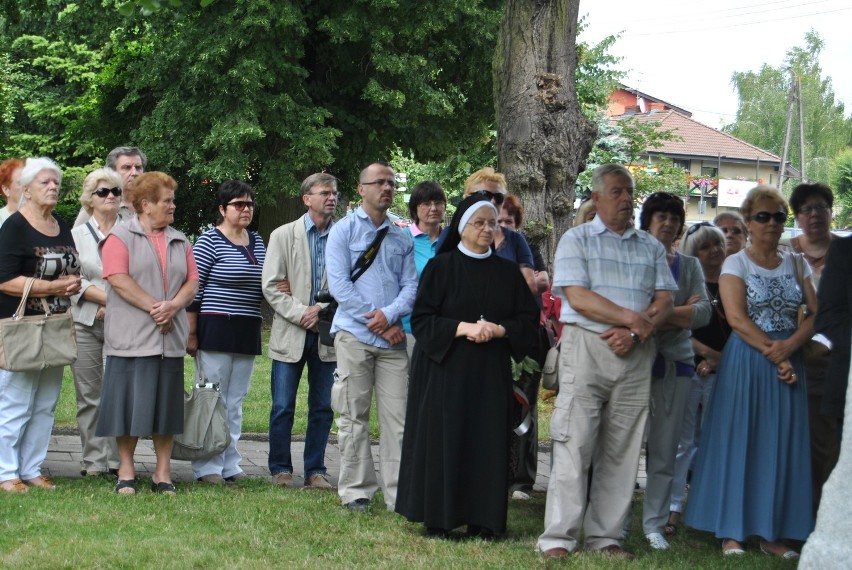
[633,156,690,199]
[830,147,852,228]
[575,18,624,118]
[725,31,852,185]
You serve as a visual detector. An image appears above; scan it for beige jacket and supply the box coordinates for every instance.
[263,214,335,363]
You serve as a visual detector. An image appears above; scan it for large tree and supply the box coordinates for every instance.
[725,31,852,186]
[494,0,596,265]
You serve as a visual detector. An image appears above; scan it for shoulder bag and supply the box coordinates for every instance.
[172,356,232,461]
[0,277,77,371]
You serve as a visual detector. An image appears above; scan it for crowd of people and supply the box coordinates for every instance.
[0,152,848,560]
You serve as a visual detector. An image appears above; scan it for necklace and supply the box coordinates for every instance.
[746,247,782,269]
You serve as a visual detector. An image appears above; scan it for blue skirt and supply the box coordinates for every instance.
[684,331,813,541]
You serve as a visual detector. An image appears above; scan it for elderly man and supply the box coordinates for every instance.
[74,146,146,227]
[263,173,339,490]
[537,164,677,559]
[326,161,418,513]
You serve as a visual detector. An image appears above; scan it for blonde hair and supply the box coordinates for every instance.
[739,184,788,221]
[80,168,123,215]
[463,167,506,197]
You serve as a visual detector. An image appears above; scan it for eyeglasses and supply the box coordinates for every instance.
[417,200,445,209]
[361,178,397,189]
[309,190,339,199]
[798,204,830,216]
[94,187,122,198]
[226,200,255,211]
[751,211,786,224]
[473,190,505,206]
[685,221,713,237]
[466,219,498,231]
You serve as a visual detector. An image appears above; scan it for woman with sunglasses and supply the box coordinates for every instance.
[685,186,816,558]
[69,168,125,477]
[185,181,266,485]
[636,193,712,551]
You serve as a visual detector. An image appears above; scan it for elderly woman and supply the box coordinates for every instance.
[0,158,25,228]
[461,168,538,294]
[96,171,198,495]
[0,157,82,493]
[686,186,815,558]
[712,211,748,255]
[637,193,711,550]
[779,182,838,514]
[667,222,731,533]
[70,168,124,477]
[186,181,266,485]
[396,195,539,539]
[401,181,446,353]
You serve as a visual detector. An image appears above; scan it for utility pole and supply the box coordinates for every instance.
[778,77,796,190]
[796,75,806,183]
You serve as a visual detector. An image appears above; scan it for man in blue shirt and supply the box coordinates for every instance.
[326,161,418,512]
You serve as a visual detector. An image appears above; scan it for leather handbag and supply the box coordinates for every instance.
[171,356,231,461]
[0,277,77,371]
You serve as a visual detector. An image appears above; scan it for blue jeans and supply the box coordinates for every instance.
[268,332,335,477]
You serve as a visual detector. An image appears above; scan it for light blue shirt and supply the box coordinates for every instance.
[326,207,418,348]
[304,214,331,305]
[553,215,678,334]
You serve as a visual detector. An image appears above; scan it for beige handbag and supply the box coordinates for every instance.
[172,356,232,461]
[0,277,77,371]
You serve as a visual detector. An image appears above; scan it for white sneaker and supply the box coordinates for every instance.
[512,490,531,500]
[646,532,670,550]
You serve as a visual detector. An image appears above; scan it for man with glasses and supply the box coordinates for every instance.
[326,161,418,512]
[263,172,340,490]
[74,146,147,227]
[538,164,677,560]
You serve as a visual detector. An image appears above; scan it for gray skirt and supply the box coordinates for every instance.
[96,355,185,437]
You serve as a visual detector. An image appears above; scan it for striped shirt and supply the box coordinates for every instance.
[553,215,677,333]
[190,228,266,317]
[304,214,331,305]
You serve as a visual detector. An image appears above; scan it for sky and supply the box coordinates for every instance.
[579,0,852,128]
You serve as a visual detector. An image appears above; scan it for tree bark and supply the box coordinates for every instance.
[494,0,596,270]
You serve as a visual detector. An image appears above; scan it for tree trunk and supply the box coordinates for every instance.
[494,0,596,270]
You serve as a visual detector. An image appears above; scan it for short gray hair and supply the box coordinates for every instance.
[80,168,124,215]
[680,224,725,258]
[591,164,633,194]
[300,172,339,196]
[19,157,63,188]
[106,146,147,170]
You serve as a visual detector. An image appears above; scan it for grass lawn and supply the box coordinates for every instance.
[0,480,796,569]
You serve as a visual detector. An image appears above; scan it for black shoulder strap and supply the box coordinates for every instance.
[84,221,100,244]
[351,226,390,283]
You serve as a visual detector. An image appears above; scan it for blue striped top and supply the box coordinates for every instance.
[190,228,266,317]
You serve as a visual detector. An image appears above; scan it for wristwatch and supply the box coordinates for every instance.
[629,331,640,345]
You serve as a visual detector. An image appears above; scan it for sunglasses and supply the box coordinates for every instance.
[226,200,255,211]
[473,190,505,206]
[685,221,713,237]
[751,211,787,224]
[94,187,122,198]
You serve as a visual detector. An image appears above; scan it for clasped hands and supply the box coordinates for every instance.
[150,299,178,335]
[762,338,797,384]
[601,307,657,356]
[365,309,405,345]
[457,318,504,344]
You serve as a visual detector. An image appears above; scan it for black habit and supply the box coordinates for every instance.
[395,248,540,534]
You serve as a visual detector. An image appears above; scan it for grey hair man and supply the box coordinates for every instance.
[74,146,147,227]
[537,164,677,560]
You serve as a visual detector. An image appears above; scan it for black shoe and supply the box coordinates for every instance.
[346,498,370,513]
[425,527,450,540]
[466,525,495,541]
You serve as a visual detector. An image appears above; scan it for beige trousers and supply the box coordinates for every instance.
[538,325,654,552]
[332,331,408,509]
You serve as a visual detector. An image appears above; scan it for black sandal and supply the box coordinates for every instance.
[115,479,136,495]
[151,481,177,495]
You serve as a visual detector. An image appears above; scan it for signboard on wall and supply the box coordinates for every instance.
[717,179,758,208]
